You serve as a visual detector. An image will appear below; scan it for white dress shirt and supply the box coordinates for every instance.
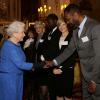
[48,26,57,36]
[78,16,87,37]
[48,26,57,40]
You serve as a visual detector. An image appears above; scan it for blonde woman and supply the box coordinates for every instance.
[34,21,49,100]
[53,19,77,100]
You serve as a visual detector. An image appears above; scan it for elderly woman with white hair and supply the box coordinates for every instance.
[0,21,42,100]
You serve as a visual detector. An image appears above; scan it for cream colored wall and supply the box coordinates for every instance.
[0,0,21,21]
[9,0,21,20]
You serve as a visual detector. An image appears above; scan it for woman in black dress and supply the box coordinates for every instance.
[34,21,49,100]
[53,19,77,100]
[23,29,37,100]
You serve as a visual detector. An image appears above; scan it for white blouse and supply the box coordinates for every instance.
[59,35,68,49]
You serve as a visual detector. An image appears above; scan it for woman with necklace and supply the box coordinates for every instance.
[53,19,77,100]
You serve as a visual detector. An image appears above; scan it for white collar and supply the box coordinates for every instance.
[52,26,57,33]
[49,26,57,36]
[79,16,87,29]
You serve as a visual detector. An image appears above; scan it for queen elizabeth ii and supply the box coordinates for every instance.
[0,21,41,100]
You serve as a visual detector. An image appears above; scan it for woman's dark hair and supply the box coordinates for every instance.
[26,27,38,38]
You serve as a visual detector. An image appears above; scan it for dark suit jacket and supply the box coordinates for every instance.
[36,32,48,62]
[43,28,61,60]
[55,17,100,83]
[24,38,37,62]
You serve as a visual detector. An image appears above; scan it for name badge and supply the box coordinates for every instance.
[61,41,68,45]
[81,36,89,43]
[39,39,44,43]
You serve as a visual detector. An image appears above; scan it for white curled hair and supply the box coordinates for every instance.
[7,21,25,35]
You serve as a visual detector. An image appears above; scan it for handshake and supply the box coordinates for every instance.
[43,61,54,68]
[32,61,54,71]
[33,61,62,75]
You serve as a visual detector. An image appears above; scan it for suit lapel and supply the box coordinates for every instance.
[72,27,80,48]
[80,17,90,38]
[74,28,79,41]
[36,34,44,49]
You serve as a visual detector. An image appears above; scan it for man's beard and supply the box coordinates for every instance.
[73,20,80,26]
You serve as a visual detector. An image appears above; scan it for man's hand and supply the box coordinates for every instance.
[43,61,54,68]
[33,61,46,70]
[88,81,96,94]
[53,68,63,75]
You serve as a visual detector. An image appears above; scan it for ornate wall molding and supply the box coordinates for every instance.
[0,0,21,21]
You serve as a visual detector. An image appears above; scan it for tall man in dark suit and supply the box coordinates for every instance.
[43,14,61,100]
[45,4,100,100]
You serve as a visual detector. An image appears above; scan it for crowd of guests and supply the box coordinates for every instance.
[1,3,100,100]
[22,13,77,100]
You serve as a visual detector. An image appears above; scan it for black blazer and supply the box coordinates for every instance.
[43,28,61,60]
[36,32,48,62]
[24,39,37,63]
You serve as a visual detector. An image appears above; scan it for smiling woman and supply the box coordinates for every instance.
[0,21,36,100]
